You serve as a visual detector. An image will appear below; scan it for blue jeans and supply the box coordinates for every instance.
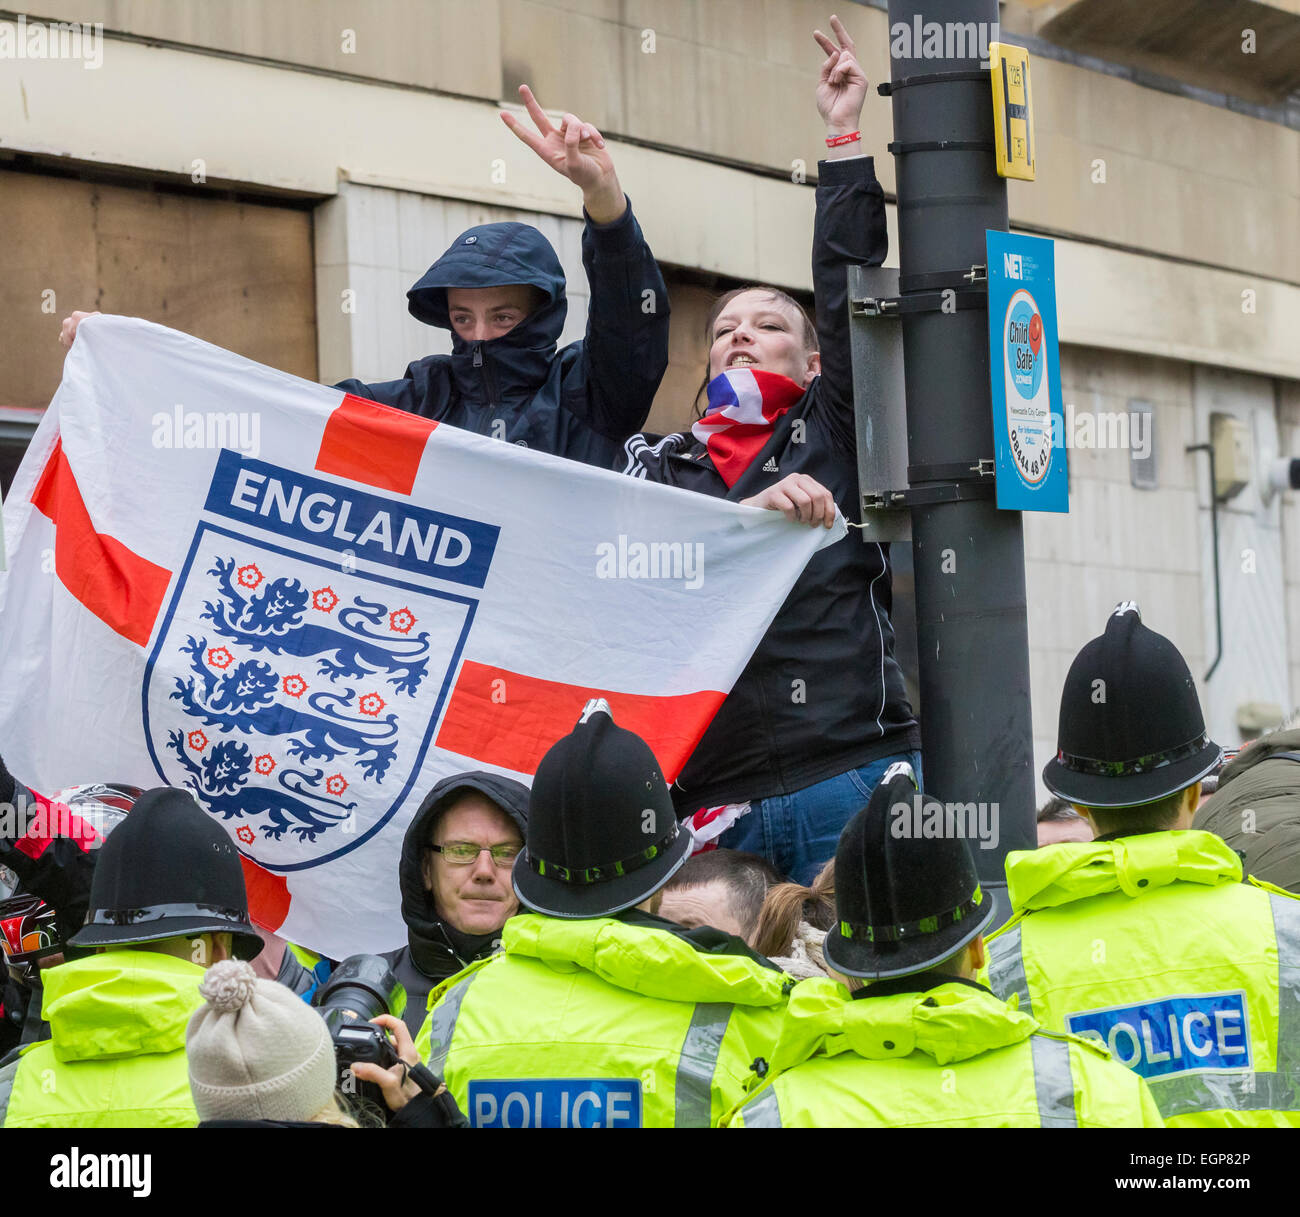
[717,750,924,886]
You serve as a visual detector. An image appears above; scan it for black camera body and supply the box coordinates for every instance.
[324,1013,402,1071]
[311,954,407,1114]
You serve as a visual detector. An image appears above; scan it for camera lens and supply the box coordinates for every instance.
[312,954,407,1023]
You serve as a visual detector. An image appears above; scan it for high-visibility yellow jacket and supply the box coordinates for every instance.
[416,913,789,1127]
[985,830,1300,1128]
[720,977,1164,1127]
[0,950,202,1128]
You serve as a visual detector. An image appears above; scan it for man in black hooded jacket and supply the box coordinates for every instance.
[334,85,669,469]
[383,771,529,1039]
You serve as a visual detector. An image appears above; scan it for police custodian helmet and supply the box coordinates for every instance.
[513,700,691,920]
[68,787,263,959]
[1042,602,1222,809]
[822,764,996,980]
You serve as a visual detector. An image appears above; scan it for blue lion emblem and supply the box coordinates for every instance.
[167,734,357,842]
[172,637,401,781]
[145,529,476,864]
[201,557,431,696]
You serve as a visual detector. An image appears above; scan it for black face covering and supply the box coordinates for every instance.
[404,221,567,410]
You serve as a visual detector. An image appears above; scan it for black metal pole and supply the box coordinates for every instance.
[886,0,1037,907]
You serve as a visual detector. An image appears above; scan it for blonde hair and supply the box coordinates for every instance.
[311,1090,386,1128]
[753,860,836,959]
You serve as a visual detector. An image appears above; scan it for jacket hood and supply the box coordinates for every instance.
[770,978,1037,1074]
[407,221,567,355]
[40,950,203,1063]
[502,913,790,1008]
[1004,830,1243,912]
[398,771,530,976]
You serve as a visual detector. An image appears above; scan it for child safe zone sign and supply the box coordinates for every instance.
[986,230,1068,513]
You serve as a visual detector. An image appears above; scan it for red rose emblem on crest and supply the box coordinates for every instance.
[389,608,416,634]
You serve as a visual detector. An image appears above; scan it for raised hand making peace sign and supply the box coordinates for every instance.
[814,14,869,149]
[501,84,628,225]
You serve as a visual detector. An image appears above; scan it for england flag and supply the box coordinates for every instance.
[0,316,843,958]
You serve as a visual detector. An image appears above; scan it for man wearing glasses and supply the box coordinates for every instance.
[384,772,530,1039]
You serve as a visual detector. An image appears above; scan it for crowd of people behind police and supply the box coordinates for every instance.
[3,15,1298,1129]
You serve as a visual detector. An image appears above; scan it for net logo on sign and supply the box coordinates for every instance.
[1066,992,1251,1080]
[468,1079,642,1127]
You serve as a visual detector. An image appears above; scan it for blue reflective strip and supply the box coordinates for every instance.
[1031,1035,1078,1128]
[987,924,1033,1019]
[674,1002,733,1128]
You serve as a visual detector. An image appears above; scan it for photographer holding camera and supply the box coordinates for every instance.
[188,958,465,1128]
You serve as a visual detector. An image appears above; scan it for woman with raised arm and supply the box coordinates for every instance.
[620,16,920,884]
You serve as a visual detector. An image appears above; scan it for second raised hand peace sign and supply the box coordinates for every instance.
[501,84,626,223]
[814,14,869,134]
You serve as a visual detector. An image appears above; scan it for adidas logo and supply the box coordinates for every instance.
[762,458,779,473]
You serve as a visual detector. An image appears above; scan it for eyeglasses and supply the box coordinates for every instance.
[428,841,522,868]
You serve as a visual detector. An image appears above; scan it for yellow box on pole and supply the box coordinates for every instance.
[990,42,1035,181]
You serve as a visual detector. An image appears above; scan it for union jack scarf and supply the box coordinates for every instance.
[686,802,752,854]
[691,368,805,488]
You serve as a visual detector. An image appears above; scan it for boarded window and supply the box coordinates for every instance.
[0,166,316,492]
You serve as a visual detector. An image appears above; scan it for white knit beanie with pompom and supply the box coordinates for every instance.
[186,959,337,1122]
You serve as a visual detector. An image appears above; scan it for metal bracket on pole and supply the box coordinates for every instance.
[877,70,990,96]
[909,458,996,483]
[901,265,987,292]
[864,458,996,513]
[852,264,988,318]
[848,264,911,542]
[850,264,999,536]
[887,139,995,155]
[852,289,986,316]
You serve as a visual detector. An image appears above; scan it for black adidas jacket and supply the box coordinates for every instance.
[618,156,919,811]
